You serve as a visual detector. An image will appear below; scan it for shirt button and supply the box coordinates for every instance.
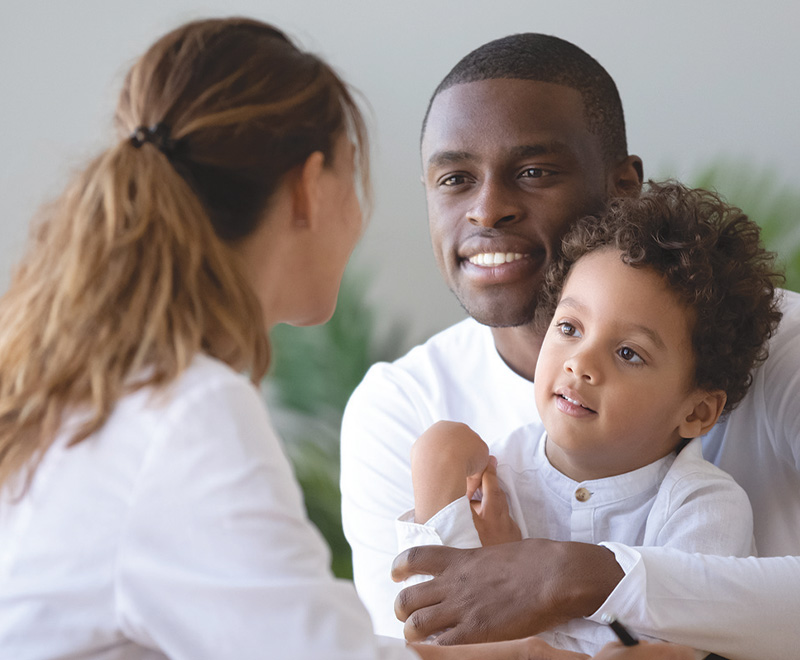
[575,487,591,502]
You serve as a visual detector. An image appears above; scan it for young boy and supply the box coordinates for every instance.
[397,182,784,658]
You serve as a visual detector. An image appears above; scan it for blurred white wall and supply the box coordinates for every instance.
[1,1,798,347]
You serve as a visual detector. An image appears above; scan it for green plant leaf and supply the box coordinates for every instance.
[263,266,410,578]
[688,161,800,292]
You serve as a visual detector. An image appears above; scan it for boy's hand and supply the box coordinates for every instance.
[470,457,522,546]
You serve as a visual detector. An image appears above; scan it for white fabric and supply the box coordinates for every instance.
[340,289,800,660]
[395,431,753,657]
[0,354,416,660]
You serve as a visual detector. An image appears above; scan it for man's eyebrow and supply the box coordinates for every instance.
[426,150,474,169]
[426,142,571,170]
[510,142,570,159]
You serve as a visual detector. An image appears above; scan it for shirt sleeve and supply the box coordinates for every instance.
[592,546,800,660]
[762,293,800,471]
[115,375,417,660]
[396,497,482,554]
[340,364,430,639]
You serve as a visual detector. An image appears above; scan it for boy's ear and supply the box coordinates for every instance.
[678,390,727,439]
[290,150,326,229]
[609,154,643,198]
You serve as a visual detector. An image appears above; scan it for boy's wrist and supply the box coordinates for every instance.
[412,464,469,523]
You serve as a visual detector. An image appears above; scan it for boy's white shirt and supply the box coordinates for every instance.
[395,431,753,658]
[341,289,800,660]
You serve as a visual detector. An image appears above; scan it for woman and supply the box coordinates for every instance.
[0,16,691,660]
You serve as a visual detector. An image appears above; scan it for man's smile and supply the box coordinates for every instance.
[467,252,525,266]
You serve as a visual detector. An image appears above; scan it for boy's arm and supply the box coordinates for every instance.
[411,421,523,546]
[411,421,489,524]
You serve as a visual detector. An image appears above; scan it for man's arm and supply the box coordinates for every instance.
[341,363,431,638]
[596,548,800,660]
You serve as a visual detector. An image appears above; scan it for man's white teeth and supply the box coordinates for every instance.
[562,395,585,408]
[468,252,525,266]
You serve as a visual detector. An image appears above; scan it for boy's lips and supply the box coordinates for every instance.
[555,389,597,415]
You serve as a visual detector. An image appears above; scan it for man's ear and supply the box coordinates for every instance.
[678,390,727,439]
[291,151,326,229]
[608,154,643,198]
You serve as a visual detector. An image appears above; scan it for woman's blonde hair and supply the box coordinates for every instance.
[0,17,370,490]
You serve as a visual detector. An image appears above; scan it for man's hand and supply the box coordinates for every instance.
[392,539,624,645]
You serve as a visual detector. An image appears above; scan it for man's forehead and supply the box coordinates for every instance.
[421,79,593,162]
[426,78,584,123]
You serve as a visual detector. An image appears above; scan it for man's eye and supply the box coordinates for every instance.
[520,167,548,178]
[440,174,467,186]
[618,346,644,364]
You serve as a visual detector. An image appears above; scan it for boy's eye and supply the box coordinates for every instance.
[556,321,580,337]
[618,346,643,364]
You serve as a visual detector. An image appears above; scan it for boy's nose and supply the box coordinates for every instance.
[563,349,601,383]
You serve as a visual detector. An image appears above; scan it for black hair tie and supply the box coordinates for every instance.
[129,123,174,156]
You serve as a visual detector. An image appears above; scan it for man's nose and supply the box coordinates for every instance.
[466,178,522,228]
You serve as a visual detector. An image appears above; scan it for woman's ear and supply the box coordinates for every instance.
[678,390,727,439]
[290,151,326,229]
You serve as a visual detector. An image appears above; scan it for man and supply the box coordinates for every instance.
[341,34,800,660]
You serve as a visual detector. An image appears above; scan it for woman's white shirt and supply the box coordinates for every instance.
[0,354,414,660]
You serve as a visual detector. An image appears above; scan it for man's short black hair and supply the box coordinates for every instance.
[422,33,628,164]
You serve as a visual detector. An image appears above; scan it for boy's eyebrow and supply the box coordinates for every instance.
[557,296,586,313]
[625,323,666,351]
[557,296,667,350]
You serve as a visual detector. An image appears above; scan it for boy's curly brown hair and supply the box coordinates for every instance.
[535,181,784,412]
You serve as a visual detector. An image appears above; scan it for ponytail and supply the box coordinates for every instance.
[0,139,268,490]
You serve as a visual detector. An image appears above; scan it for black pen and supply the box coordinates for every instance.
[601,613,639,646]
